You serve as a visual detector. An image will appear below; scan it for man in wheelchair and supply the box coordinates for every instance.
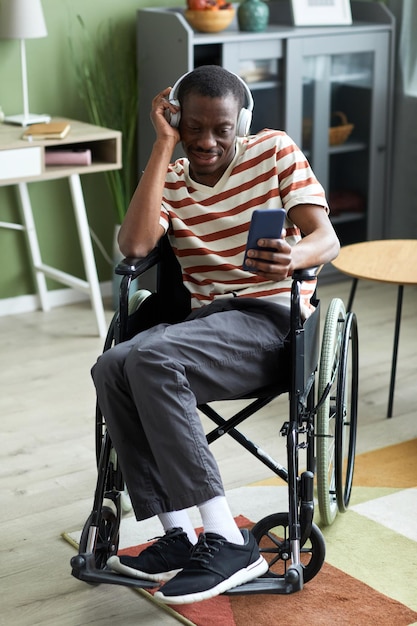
[91,65,340,605]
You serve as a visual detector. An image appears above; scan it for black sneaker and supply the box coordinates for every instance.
[107,527,193,582]
[154,529,268,604]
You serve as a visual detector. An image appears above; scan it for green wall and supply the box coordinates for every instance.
[0,0,175,299]
[0,0,384,300]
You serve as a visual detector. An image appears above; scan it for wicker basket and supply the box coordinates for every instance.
[329,111,354,146]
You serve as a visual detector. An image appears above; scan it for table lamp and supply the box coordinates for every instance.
[0,0,51,126]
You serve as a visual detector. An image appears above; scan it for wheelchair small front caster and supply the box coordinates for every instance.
[251,512,325,583]
[78,501,120,571]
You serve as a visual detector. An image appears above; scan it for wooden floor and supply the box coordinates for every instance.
[1,278,416,626]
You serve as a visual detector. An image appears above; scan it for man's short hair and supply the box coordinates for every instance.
[177,65,246,110]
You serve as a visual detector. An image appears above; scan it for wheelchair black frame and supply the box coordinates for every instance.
[71,242,352,595]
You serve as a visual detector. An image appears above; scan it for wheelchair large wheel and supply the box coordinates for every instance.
[78,495,121,571]
[316,299,359,525]
[316,298,345,526]
[335,311,359,512]
[251,513,325,583]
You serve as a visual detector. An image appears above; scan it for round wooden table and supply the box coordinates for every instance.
[332,240,417,418]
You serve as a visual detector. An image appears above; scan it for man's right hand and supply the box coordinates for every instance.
[151,87,181,145]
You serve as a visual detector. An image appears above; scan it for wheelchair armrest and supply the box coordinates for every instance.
[115,247,161,278]
[292,267,320,282]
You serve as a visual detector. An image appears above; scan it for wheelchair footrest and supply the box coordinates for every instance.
[71,553,156,589]
[225,566,304,596]
[71,553,304,595]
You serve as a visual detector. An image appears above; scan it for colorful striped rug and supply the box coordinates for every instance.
[63,439,417,625]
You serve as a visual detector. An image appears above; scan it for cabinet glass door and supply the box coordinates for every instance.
[222,39,285,134]
[303,51,373,244]
[286,32,391,245]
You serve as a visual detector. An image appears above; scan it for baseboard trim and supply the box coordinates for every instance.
[0,281,112,317]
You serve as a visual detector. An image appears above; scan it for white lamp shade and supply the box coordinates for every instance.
[0,0,47,39]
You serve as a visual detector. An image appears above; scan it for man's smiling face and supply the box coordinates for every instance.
[179,93,239,187]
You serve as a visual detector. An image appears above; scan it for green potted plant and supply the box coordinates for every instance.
[70,16,138,225]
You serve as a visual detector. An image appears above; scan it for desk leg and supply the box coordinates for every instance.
[387,285,403,419]
[68,174,107,338]
[17,182,50,311]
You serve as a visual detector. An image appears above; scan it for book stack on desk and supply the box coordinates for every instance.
[21,121,93,165]
[22,121,71,141]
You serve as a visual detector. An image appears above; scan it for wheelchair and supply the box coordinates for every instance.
[71,236,359,595]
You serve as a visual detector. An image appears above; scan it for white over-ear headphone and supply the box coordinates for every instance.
[165,69,254,137]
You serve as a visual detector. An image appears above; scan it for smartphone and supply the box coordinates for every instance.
[243,208,286,271]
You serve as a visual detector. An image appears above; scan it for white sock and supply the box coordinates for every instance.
[158,510,198,544]
[197,496,244,545]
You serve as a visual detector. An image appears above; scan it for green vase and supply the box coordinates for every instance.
[237,0,269,32]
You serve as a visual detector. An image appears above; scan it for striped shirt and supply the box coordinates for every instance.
[160,129,328,313]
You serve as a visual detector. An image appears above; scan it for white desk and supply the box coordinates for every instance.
[0,119,122,337]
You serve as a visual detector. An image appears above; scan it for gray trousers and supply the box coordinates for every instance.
[92,298,290,521]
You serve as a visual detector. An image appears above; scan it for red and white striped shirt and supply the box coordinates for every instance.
[160,129,328,313]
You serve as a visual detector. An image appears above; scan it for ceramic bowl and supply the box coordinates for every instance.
[185,8,235,33]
